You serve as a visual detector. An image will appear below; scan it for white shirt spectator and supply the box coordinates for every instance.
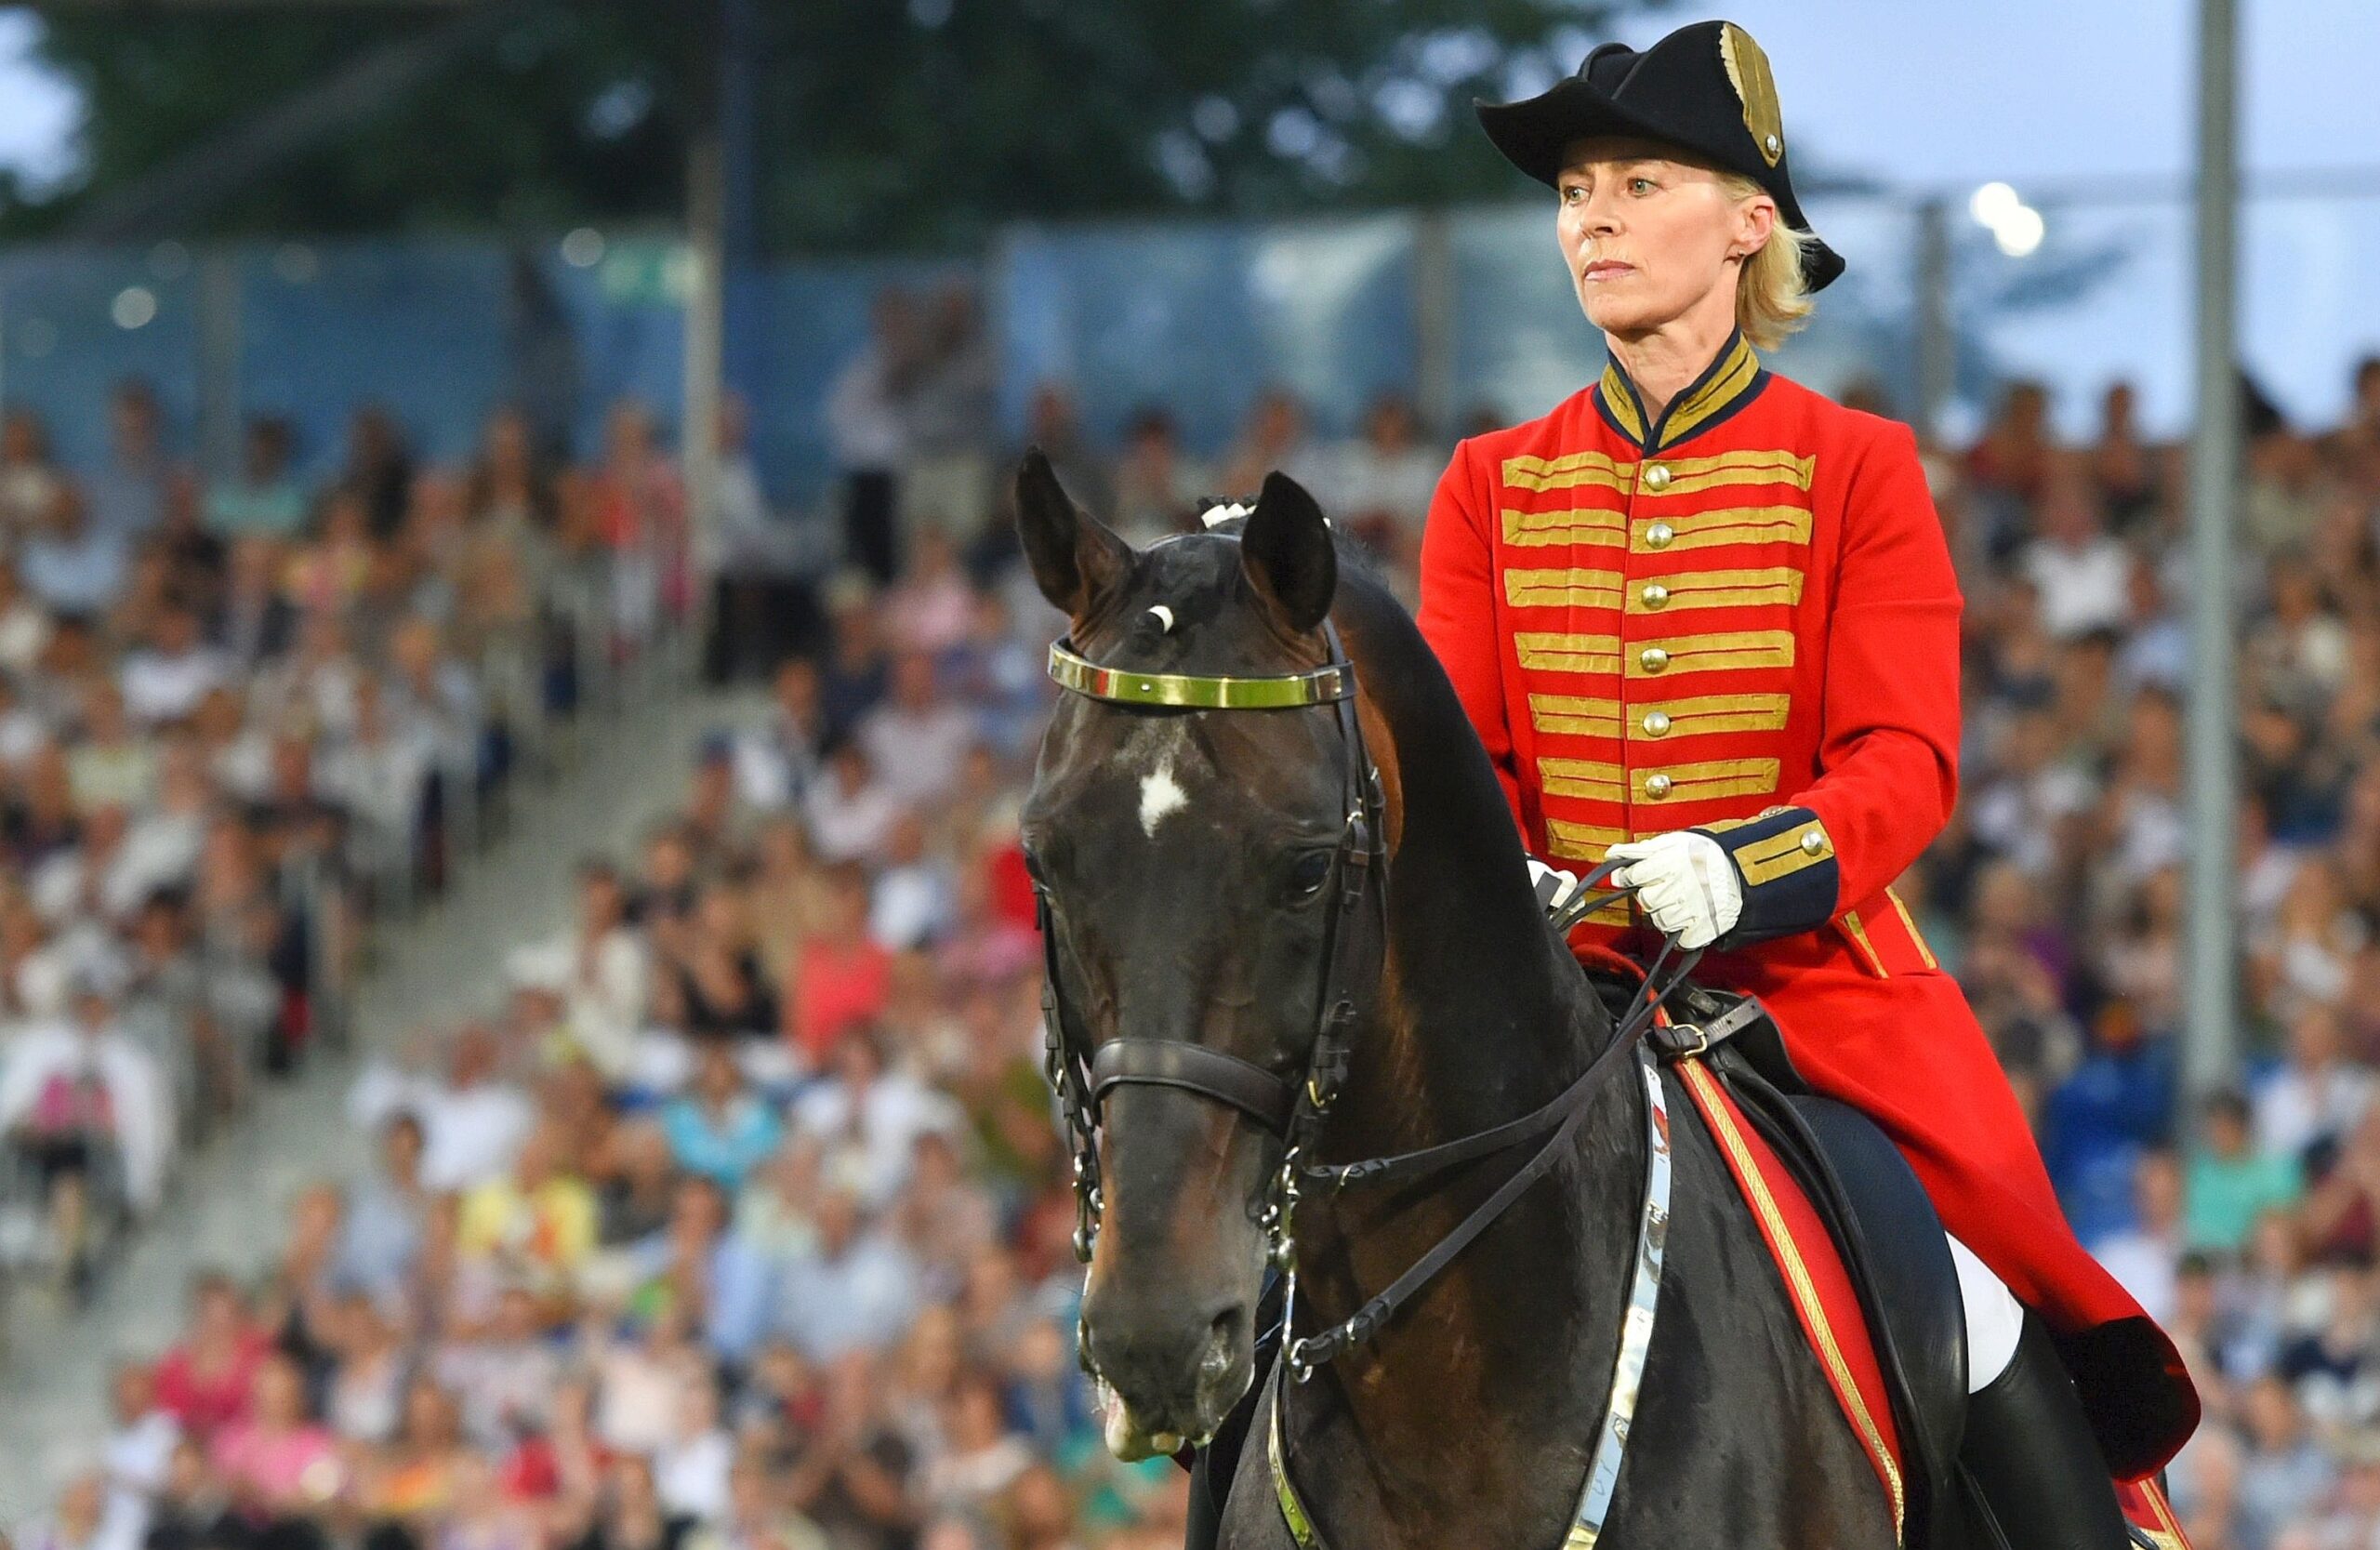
[792,1069,960,1211]
[2255,1057,2376,1161]
[119,645,229,727]
[824,342,908,472]
[773,1225,921,1360]
[2023,534,2131,640]
[2090,1226,2178,1327]
[0,1013,176,1212]
[101,1407,179,1531]
[870,858,952,950]
[857,702,977,808]
[416,1078,535,1194]
[805,768,902,864]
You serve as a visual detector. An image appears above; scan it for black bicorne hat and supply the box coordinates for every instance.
[1474,19,1844,293]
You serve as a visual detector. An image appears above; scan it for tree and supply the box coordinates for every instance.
[8,0,1656,248]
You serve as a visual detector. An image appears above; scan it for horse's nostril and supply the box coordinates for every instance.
[1206,1303,1248,1366]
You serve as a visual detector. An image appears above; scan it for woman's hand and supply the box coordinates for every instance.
[1607,831,1743,949]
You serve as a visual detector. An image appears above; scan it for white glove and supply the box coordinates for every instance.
[1527,855,1588,917]
[1606,830,1742,949]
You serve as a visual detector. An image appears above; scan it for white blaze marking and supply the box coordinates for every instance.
[1139,760,1189,836]
[1147,603,1174,632]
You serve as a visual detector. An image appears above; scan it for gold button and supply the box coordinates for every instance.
[1645,521,1675,549]
[1642,709,1672,736]
[1640,583,1670,610]
[1801,829,1827,854]
[1644,773,1673,799]
[1639,646,1669,673]
[1644,463,1671,490]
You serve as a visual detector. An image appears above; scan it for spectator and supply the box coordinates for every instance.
[902,283,998,548]
[338,1111,431,1304]
[1106,407,1206,548]
[456,1124,599,1291]
[205,417,307,542]
[826,288,924,585]
[662,1040,784,1191]
[15,1465,139,1550]
[208,1352,344,1525]
[2186,1091,2304,1253]
[86,379,175,543]
[412,1024,535,1194]
[859,652,976,810]
[339,403,416,543]
[2022,462,2131,640]
[2090,1147,2185,1325]
[120,604,228,728]
[1326,391,1444,571]
[566,1454,696,1550]
[22,484,130,616]
[2254,1001,2375,1165]
[0,407,72,548]
[1217,387,1329,500]
[773,1184,920,1362]
[787,864,893,1066]
[152,1274,270,1440]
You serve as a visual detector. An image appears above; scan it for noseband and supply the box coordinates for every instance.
[1036,623,1698,1379]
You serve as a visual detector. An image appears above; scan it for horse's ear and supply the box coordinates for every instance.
[1241,470,1337,634]
[1012,447,1130,624]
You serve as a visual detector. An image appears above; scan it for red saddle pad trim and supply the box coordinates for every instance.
[1677,1056,1908,1539]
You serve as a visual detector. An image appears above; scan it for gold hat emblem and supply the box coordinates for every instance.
[1718,23,1785,167]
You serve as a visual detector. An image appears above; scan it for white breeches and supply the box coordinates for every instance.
[1950,1234,2023,1392]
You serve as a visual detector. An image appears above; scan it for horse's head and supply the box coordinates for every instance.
[1012,449,1380,1459]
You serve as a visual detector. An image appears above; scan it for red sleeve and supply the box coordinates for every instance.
[1415,439,1527,834]
[1799,418,1964,911]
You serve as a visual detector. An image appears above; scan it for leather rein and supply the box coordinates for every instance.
[1034,621,1702,1384]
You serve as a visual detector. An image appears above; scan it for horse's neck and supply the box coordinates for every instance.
[1289,813,1644,1504]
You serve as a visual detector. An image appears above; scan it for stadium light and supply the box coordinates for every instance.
[1969,179,2045,258]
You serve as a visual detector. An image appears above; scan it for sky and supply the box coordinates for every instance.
[0,1,2370,433]
[1,1,2372,199]
[1612,0,2380,192]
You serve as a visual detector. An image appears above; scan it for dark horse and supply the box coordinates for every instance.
[1014,452,1898,1549]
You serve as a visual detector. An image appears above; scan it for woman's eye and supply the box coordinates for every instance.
[1630,177,1656,194]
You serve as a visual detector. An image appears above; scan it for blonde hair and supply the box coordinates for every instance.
[1718,171,1816,351]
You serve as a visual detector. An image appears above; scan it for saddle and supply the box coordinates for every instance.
[1622,974,1970,1549]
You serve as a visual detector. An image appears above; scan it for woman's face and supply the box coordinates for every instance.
[1555,137,1766,340]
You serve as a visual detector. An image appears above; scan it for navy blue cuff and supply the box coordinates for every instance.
[1693,806,1838,947]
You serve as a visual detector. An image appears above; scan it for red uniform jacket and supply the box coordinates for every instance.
[1415,331,2197,1477]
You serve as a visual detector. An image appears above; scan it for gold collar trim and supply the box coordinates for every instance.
[1594,332,1766,455]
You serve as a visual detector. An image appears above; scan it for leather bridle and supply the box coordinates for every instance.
[1034,621,1700,1380]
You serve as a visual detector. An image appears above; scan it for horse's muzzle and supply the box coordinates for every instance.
[1083,1293,1252,1460]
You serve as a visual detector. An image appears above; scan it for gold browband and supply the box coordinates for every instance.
[1047,640,1352,709]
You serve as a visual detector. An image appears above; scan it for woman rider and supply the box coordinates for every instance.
[1404,20,2198,1547]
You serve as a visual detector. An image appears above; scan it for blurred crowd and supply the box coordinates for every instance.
[1903,357,2380,1550]
[0,374,713,1314]
[19,294,2380,1550]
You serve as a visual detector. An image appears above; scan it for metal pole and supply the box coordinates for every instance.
[1412,209,1456,442]
[197,248,243,483]
[2183,0,2241,1101]
[1912,198,1954,444]
[681,2,728,688]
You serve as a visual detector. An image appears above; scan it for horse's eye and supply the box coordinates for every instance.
[1287,850,1334,900]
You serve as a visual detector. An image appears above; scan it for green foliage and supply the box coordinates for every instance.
[7,0,1656,247]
